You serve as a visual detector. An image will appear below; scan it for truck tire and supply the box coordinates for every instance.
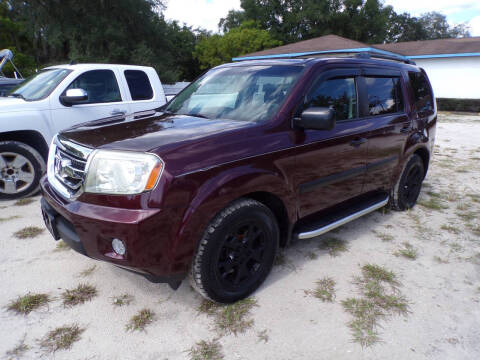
[191,198,279,303]
[391,154,425,211]
[0,141,46,200]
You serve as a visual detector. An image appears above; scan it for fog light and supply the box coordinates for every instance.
[112,238,126,256]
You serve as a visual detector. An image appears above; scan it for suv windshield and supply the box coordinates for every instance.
[166,65,304,122]
[10,68,72,101]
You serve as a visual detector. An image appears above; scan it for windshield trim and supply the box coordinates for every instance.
[10,68,73,102]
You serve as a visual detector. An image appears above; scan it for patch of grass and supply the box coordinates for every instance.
[78,265,96,277]
[456,203,472,211]
[440,224,461,235]
[468,194,480,203]
[305,251,318,260]
[273,251,296,271]
[7,293,50,315]
[198,298,258,335]
[433,256,449,264]
[342,264,409,347]
[467,224,480,236]
[188,339,223,360]
[394,242,418,260]
[318,237,349,257]
[257,329,269,343]
[14,198,35,206]
[54,240,70,252]
[310,277,336,302]
[125,308,155,332]
[39,324,84,353]
[112,294,134,307]
[0,215,20,222]
[6,336,29,357]
[61,284,97,307]
[449,242,464,253]
[372,230,394,242]
[418,197,449,211]
[456,211,476,222]
[13,226,44,239]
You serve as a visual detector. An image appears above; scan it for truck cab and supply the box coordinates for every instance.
[0,64,166,199]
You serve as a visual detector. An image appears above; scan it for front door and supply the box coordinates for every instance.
[294,69,369,218]
[50,69,130,134]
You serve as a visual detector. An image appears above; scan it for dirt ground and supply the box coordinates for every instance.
[1,112,479,360]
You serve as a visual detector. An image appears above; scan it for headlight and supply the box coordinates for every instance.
[84,150,164,195]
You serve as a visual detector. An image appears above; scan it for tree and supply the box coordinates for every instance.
[194,22,282,70]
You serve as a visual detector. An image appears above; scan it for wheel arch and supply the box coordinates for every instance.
[0,130,49,161]
[413,146,430,178]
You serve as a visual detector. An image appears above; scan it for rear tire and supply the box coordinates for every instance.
[391,154,425,211]
[190,198,279,303]
[0,141,46,200]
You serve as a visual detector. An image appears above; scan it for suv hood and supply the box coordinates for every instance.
[60,111,255,153]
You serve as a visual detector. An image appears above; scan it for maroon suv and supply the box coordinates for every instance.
[41,57,436,303]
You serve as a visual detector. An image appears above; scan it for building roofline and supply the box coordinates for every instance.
[407,52,480,59]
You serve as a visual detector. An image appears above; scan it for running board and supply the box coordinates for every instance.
[297,197,389,240]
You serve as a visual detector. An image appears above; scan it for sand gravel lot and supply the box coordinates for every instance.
[1,112,479,360]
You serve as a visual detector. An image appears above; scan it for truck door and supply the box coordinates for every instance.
[294,69,369,218]
[50,69,130,133]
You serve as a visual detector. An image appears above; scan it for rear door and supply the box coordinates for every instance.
[294,69,369,218]
[119,67,166,114]
[360,68,411,193]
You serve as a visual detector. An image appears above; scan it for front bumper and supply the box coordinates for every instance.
[40,176,185,288]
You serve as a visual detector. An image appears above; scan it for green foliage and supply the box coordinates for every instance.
[194,22,281,69]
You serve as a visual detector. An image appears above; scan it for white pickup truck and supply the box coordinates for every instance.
[0,63,166,200]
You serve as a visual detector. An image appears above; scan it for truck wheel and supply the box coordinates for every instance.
[391,154,425,211]
[191,198,279,303]
[0,141,46,200]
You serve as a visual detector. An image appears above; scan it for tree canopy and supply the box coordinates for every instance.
[0,0,472,82]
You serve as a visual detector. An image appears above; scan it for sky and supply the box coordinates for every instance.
[164,0,480,36]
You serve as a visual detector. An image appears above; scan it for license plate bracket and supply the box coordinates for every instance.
[41,206,60,240]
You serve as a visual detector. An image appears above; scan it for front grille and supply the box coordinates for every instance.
[48,136,93,200]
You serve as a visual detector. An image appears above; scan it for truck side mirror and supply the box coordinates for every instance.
[294,107,336,130]
[60,88,88,106]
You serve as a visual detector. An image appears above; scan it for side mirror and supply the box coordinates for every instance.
[294,107,336,130]
[60,88,88,106]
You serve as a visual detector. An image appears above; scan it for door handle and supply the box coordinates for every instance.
[400,125,412,134]
[110,109,127,116]
[350,137,368,148]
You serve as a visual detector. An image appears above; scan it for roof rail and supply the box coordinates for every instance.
[233,47,416,65]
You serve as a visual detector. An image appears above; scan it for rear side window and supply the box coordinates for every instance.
[304,77,358,121]
[66,70,121,104]
[409,71,433,114]
[125,70,153,101]
[365,77,404,116]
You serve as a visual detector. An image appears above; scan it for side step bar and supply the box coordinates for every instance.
[297,197,389,240]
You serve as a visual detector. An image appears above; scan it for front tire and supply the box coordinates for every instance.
[191,198,279,303]
[391,154,425,211]
[0,141,46,200]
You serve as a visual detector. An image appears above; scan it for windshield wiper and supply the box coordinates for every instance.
[187,113,210,119]
[9,93,25,100]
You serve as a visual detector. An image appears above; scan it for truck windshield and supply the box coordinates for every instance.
[166,65,304,122]
[10,68,72,101]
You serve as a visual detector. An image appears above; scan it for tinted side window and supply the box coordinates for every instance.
[409,71,433,114]
[66,70,121,104]
[125,70,153,100]
[365,77,404,116]
[304,77,357,121]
